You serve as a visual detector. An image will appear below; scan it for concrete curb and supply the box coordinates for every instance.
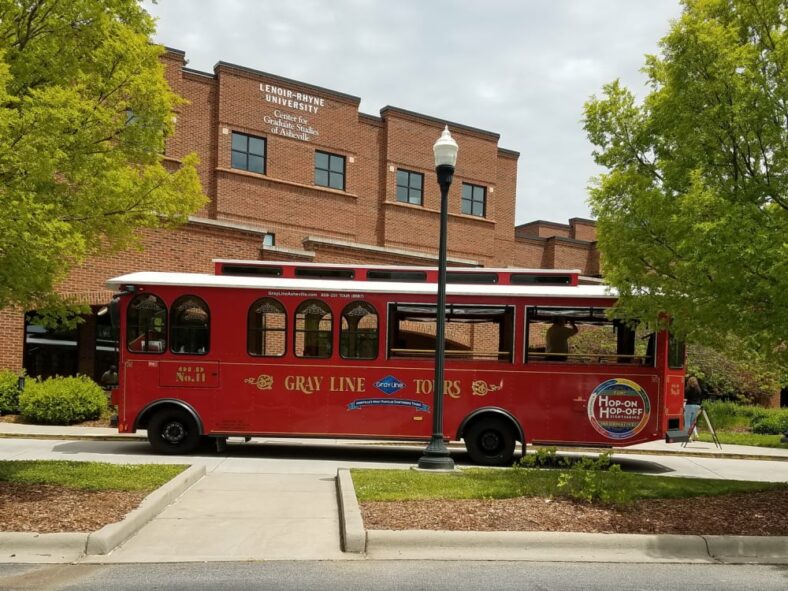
[0,533,88,563]
[363,530,788,564]
[365,530,714,563]
[0,432,145,442]
[336,468,366,553]
[85,463,206,555]
[0,465,204,563]
[704,535,788,564]
[340,471,788,564]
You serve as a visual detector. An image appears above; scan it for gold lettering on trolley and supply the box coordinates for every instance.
[414,379,462,399]
[282,375,367,395]
[285,375,323,395]
[329,376,366,392]
[176,366,206,384]
[244,375,274,390]
[471,380,504,397]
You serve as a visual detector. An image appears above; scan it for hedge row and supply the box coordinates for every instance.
[0,370,22,414]
[703,400,788,435]
[0,372,107,425]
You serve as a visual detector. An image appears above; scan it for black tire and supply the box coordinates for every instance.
[464,416,517,466]
[147,407,201,455]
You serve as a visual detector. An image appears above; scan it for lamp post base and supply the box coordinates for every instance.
[416,436,456,471]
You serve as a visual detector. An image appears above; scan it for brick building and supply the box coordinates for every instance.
[0,48,598,381]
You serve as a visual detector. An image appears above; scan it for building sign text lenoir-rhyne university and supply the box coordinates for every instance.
[260,83,323,142]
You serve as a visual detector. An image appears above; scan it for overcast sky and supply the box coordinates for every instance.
[144,0,683,226]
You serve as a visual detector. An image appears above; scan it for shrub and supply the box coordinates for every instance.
[702,400,768,431]
[517,447,565,468]
[19,375,108,425]
[750,411,788,435]
[0,370,22,414]
[686,343,781,406]
[555,455,628,504]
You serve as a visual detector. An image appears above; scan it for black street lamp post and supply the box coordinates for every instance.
[417,126,458,471]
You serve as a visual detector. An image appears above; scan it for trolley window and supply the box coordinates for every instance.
[170,296,210,355]
[295,300,333,358]
[526,306,652,365]
[366,270,427,282]
[221,265,282,277]
[511,274,572,285]
[388,303,514,362]
[295,268,354,280]
[248,298,287,357]
[668,334,686,369]
[340,302,378,360]
[126,294,167,354]
[446,272,498,284]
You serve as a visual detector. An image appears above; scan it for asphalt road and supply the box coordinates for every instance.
[0,561,785,591]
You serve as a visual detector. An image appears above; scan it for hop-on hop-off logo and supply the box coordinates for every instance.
[374,375,406,395]
[587,378,651,440]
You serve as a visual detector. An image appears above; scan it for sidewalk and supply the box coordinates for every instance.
[0,423,787,565]
[1,421,786,461]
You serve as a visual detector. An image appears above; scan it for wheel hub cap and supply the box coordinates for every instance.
[481,431,501,453]
[162,421,186,444]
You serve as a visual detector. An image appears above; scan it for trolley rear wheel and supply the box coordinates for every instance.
[464,416,517,466]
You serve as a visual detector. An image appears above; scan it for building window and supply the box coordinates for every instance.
[315,151,345,190]
[262,233,275,247]
[461,183,486,217]
[170,296,210,355]
[248,298,286,357]
[396,169,423,205]
[231,132,266,174]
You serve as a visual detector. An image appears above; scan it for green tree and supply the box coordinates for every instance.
[584,0,787,370]
[0,0,205,315]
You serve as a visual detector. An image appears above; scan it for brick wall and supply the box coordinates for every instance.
[0,308,24,372]
[513,219,598,274]
[0,47,603,373]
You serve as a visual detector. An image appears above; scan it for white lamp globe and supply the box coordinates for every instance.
[433,125,458,168]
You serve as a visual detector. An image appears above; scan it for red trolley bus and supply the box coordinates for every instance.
[107,261,687,466]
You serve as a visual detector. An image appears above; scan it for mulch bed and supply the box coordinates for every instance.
[0,482,145,533]
[2,481,787,536]
[0,414,112,428]
[361,489,788,536]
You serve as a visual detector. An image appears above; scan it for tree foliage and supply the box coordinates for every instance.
[584,0,787,369]
[0,0,205,313]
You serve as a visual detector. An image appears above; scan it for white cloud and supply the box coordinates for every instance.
[144,0,683,224]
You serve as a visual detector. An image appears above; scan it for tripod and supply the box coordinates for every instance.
[682,405,722,449]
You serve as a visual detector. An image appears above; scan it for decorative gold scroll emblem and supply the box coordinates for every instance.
[244,374,274,390]
[471,380,503,397]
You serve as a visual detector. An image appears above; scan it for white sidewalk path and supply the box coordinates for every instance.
[91,472,353,562]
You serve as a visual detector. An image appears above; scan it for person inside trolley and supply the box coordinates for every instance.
[545,316,578,361]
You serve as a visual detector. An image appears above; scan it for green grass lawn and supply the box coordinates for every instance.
[352,467,787,506]
[0,461,186,491]
[697,431,788,448]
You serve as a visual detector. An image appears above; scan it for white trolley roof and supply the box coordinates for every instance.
[107,271,616,299]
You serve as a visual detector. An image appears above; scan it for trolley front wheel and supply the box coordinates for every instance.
[147,407,200,455]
